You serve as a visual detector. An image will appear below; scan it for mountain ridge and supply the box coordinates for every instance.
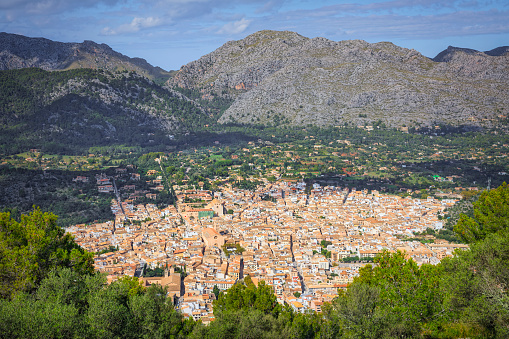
[168,30,508,128]
[432,45,509,62]
[0,67,209,154]
[0,32,170,81]
[1,30,508,129]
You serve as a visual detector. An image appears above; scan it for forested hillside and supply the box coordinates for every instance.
[0,68,212,155]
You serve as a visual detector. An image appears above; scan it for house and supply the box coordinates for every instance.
[98,185,114,193]
[310,300,323,313]
[207,199,226,217]
[97,178,111,185]
[290,301,305,313]
[202,228,225,248]
[140,268,182,298]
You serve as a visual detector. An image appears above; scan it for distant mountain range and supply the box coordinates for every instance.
[433,45,509,61]
[1,30,508,131]
[0,32,170,82]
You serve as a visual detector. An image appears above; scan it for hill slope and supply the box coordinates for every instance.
[0,68,208,154]
[168,30,509,128]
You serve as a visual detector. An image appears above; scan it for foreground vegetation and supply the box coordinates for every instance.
[1,184,508,338]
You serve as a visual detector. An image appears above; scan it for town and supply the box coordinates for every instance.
[67,176,467,322]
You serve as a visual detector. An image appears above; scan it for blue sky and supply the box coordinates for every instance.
[1,0,508,70]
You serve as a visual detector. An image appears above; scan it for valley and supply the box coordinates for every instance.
[1,30,509,338]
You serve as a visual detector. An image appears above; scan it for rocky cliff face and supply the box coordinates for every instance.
[0,33,169,80]
[168,30,509,128]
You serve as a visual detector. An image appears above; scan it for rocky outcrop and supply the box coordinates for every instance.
[0,32,169,80]
[168,30,509,128]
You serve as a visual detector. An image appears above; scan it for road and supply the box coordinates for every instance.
[111,177,126,218]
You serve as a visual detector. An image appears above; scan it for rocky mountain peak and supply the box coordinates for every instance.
[167,30,508,129]
[168,31,424,96]
[432,46,485,62]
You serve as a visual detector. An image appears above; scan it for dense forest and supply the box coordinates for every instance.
[1,184,508,338]
[0,166,115,227]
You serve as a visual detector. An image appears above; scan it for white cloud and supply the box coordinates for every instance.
[102,16,165,35]
[2,0,508,70]
[217,18,252,35]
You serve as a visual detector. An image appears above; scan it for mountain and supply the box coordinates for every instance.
[0,67,208,154]
[2,30,507,131]
[168,30,509,128]
[0,32,171,82]
[484,46,509,57]
[432,46,484,62]
[434,45,509,61]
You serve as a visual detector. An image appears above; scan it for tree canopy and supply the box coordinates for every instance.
[0,208,94,299]
[213,277,282,317]
[454,182,509,243]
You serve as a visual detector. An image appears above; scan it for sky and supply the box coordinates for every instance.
[1,0,508,71]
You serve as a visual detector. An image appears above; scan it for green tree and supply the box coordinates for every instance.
[0,267,105,338]
[328,284,382,339]
[129,284,187,339]
[440,228,509,338]
[288,311,323,339]
[0,208,94,299]
[213,279,281,317]
[86,279,137,338]
[344,250,444,338]
[191,308,287,339]
[0,268,192,339]
[0,290,83,338]
[213,285,220,299]
[243,274,255,288]
[455,182,509,243]
[115,275,146,297]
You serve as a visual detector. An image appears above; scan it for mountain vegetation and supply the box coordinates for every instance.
[0,67,212,155]
[0,32,171,82]
[0,166,115,227]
